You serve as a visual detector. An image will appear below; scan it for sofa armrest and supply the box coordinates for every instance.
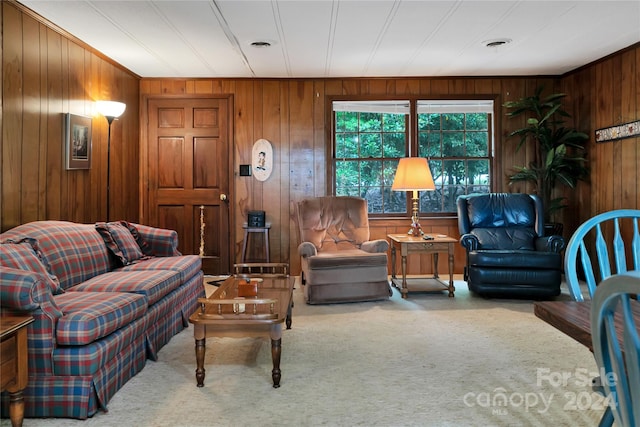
[534,235,566,253]
[298,242,318,258]
[361,239,389,253]
[459,234,479,252]
[0,267,60,312]
[130,223,181,256]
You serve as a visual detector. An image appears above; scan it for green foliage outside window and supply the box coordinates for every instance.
[334,102,492,215]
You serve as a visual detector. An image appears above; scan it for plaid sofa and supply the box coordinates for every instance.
[0,220,205,419]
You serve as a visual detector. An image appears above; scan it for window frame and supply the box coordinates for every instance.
[328,95,497,219]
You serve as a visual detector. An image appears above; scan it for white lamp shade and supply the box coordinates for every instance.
[391,157,435,191]
[96,101,126,119]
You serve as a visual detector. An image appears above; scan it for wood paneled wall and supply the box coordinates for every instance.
[140,77,566,275]
[562,46,640,223]
[4,1,638,276]
[1,1,140,231]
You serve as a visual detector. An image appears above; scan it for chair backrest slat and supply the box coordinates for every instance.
[564,209,640,301]
[595,224,612,281]
[633,220,640,270]
[613,218,628,275]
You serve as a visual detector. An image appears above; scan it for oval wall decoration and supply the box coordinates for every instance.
[252,138,273,182]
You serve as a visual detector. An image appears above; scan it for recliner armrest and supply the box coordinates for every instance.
[534,235,566,253]
[459,234,479,252]
[298,242,318,258]
[361,239,389,253]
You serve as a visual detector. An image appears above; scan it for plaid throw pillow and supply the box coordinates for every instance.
[95,222,144,266]
[1,238,64,294]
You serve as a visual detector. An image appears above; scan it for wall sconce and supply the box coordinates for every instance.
[96,100,126,222]
[391,157,435,237]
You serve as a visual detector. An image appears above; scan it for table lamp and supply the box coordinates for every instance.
[391,157,435,236]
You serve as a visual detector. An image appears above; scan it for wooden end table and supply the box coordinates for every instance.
[189,272,294,388]
[1,314,34,427]
[387,234,457,299]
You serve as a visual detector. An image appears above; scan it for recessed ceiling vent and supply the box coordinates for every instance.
[484,38,512,48]
[250,41,272,48]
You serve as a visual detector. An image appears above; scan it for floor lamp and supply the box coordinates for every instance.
[391,157,436,237]
[96,101,126,222]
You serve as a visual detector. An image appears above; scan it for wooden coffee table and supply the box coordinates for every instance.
[189,267,294,388]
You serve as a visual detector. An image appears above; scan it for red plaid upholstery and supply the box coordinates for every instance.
[69,270,181,306]
[1,239,63,294]
[95,222,145,266]
[55,291,147,346]
[0,220,204,419]
[130,223,181,256]
[119,254,201,284]
[1,221,111,290]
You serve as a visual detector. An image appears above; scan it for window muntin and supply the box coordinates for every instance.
[334,101,409,214]
[332,99,493,216]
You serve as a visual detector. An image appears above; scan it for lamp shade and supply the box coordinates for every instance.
[391,157,435,191]
[96,101,126,119]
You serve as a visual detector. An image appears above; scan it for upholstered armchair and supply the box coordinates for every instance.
[456,193,565,298]
[295,196,391,304]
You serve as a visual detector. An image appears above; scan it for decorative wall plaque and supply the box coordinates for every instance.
[595,120,640,143]
[252,138,273,181]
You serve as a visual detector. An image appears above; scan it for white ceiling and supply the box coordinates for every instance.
[19,0,640,79]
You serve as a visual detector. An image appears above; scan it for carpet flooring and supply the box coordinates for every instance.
[6,277,605,427]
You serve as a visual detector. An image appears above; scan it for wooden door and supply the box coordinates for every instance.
[146,97,232,275]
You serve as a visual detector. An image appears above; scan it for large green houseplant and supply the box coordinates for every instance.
[503,86,589,229]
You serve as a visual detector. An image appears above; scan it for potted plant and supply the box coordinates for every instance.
[503,86,590,235]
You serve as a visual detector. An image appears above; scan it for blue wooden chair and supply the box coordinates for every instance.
[564,209,640,426]
[591,271,640,427]
[565,209,640,302]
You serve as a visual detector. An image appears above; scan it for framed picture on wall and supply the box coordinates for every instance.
[64,113,92,169]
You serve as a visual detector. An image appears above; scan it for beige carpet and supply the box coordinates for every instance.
[7,277,605,427]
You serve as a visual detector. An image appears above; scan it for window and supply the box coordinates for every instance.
[332,99,493,216]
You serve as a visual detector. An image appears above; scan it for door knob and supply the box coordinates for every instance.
[220,194,228,201]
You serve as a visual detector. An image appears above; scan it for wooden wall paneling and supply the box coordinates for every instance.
[233,80,254,261]
[396,78,421,95]
[89,53,102,224]
[67,41,84,222]
[620,49,637,210]
[161,79,186,95]
[1,2,140,232]
[247,80,264,261]
[2,2,23,228]
[44,26,64,223]
[313,80,327,196]
[596,59,616,213]
[611,54,624,211]
[21,14,41,224]
[260,80,284,263]
[37,20,49,220]
[500,79,527,193]
[289,80,314,200]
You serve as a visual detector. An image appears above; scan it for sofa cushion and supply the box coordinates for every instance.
[69,270,181,306]
[54,291,147,345]
[119,254,202,283]
[0,239,64,294]
[95,222,145,266]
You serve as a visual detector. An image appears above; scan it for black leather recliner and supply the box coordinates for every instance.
[456,193,565,298]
